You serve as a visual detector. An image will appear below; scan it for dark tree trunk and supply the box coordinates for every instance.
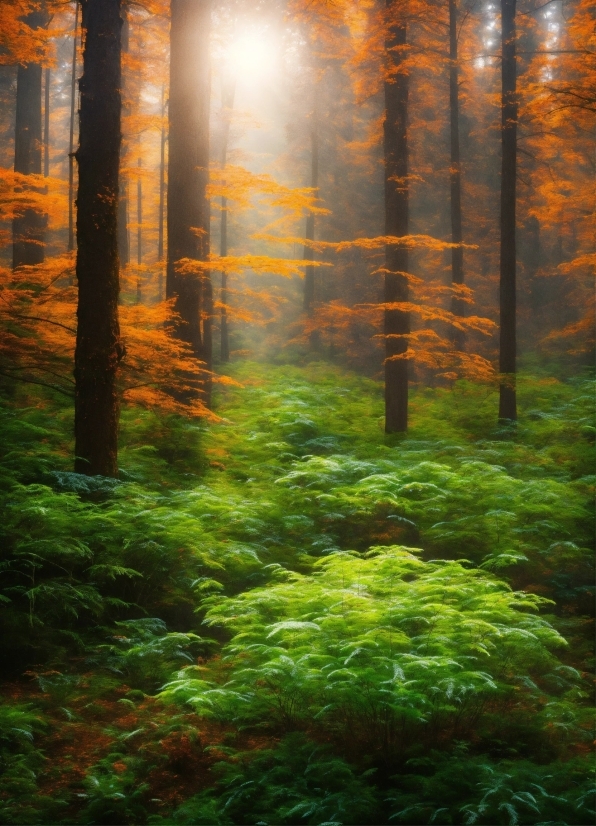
[68,1,79,252]
[219,195,229,362]
[118,6,129,267]
[220,76,234,363]
[157,84,166,300]
[449,0,465,344]
[74,0,123,477]
[303,125,318,315]
[499,0,517,421]
[167,0,211,407]
[136,155,142,303]
[383,1,409,433]
[12,9,47,269]
[43,67,50,177]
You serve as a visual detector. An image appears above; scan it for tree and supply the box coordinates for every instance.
[449,0,465,340]
[67,0,79,252]
[74,0,124,476]
[12,5,48,269]
[117,3,130,266]
[303,65,319,316]
[499,0,517,421]
[166,0,212,406]
[219,71,234,363]
[383,0,410,433]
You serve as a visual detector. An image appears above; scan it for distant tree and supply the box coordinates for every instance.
[12,5,48,269]
[219,71,234,363]
[499,0,517,421]
[167,0,212,406]
[449,0,465,341]
[384,0,410,433]
[117,3,130,267]
[74,0,124,476]
[67,1,79,252]
[302,53,319,317]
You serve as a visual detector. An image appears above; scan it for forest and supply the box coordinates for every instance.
[0,0,594,824]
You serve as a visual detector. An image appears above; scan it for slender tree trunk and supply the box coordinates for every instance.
[43,67,50,177]
[220,76,234,363]
[74,0,123,476]
[383,1,409,433]
[220,195,229,362]
[12,9,47,269]
[449,0,465,344]
[499,0,517,421]
[157,84,166,300]
[303,124,318,315]
[118,6,129,267]
[68,1,79,252]
[167,0,211,406]
[136,155,142,303]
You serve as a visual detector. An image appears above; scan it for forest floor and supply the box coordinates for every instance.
[0,362,594,825]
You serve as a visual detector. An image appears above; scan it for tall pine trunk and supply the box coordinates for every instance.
[12,8,47,269]
[167,0,212,406]
[68,1,79,252]
[303,124,318,315]
[219,76,234,363]
[383,0,409,433]
[499,0,517,421]
[74,0,123,476]
[136,155,142,303]
[157,84,166,300]
[117,6,130,267]
[449,0,465,342]
[43,67,50,177]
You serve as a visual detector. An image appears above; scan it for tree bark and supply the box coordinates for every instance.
[303,124,319,315]
[449,0,465,344]
[43,67,50,178]
[74,0,123,477]
[12,8,47,269]
[157,84,166,300]
[384,1,409,433]
[499,0,517,421]
[220,76,234,363]
[136,155,142,303]
[117,5,129,267]
[167,0,211,406]
[68,1,79,253]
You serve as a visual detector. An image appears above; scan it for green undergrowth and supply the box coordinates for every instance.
[0,362,593,824]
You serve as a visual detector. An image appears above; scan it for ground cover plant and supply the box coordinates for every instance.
[0,362,593,824]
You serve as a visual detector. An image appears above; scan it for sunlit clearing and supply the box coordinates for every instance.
[228,28,278,80]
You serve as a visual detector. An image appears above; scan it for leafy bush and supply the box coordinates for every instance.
[150,733,380,825]
[0,702,64,825]
[90,618,212,693]
[161,546,585,763]
[389,752,596,825]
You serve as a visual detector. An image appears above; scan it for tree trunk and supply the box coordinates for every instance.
[383,1,409,433]
[167,0,211,407]
[220,76,235,364]
[303,125,319,315]
[136,155,142,303]
[74,0,123,477]
[449,0,465,344]
[12,8,47,269]
[43,67,50,178]
[157,83,166,300]
[499,0,517,421]
[117,6,130,267]
[68,1,79,253]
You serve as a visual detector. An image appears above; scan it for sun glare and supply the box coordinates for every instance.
[228,28,278,80]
